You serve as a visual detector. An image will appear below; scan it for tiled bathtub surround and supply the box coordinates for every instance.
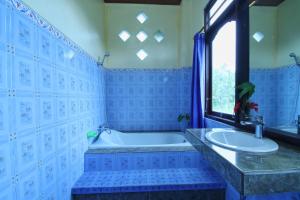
[84,151,206,171]
[73,151,226,199]
[105,67,192,131]
[250,65,300,127]
[0,0,106,199]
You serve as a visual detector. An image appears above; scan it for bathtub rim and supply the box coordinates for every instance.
[87,130,196,154]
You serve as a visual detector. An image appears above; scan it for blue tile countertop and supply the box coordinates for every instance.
[72,168,226,195]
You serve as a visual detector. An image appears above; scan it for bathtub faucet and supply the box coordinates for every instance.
[98,124,111,135]
[91,124,111,144]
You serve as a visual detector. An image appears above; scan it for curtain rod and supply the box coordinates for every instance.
[196,0,256,34]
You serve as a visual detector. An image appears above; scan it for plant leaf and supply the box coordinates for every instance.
[177,114,184,122]
[237,82,255,99]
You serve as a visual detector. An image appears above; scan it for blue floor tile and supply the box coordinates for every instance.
[72,168,225,195]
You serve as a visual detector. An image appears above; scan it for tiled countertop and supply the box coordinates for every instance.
[185,128,300,196]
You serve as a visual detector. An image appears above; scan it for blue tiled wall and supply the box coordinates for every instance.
[105,67,192,131]
[250,65,300,127]
[0,0,106,199]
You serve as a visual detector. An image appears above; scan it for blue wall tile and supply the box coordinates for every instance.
[250,66,300,127]
[105,67,192,131]
[0,0,106,200]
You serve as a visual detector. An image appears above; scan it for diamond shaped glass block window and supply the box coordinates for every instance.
[118,30,130,42]
[136,12,148,24]
[136,31,148,42]
[253,32,264,43]
[136,49,148,60]
[154,30,164,43]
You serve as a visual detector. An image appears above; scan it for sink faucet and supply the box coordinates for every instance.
[241,115,264,139]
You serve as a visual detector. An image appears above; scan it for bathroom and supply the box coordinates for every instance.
[1,0,300,199]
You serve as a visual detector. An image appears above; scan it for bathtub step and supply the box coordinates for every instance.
[72,168,226,199]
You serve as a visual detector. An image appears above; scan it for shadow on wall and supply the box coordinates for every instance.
[71,0,105,34]
[71,0,106,56]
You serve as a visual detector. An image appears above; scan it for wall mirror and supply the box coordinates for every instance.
[249,0,300,137]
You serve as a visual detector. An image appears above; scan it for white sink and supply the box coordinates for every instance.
[205,129,279,153]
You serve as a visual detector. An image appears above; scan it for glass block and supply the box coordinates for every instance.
[118,30,130,42]
[136,12,148,24]
[136,49,148,61]
[154,30,164,43]
[253,32,264,43]
[136,31,148,42]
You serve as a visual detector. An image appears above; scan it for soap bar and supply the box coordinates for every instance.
[87,131,97,139]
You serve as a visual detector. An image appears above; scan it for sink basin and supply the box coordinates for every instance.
[205,130,279,153]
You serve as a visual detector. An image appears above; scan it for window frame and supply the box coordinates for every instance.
[204,0,249,124]
[204,0,300,146]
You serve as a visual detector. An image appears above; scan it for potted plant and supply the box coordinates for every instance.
[234,82,259,120]
[177,113,191,131]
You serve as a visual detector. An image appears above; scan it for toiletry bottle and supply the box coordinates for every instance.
[298,115,300,134]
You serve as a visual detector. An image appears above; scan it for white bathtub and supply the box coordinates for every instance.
[88,129,192,150]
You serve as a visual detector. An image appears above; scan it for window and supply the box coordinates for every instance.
[154,30,164,43]
[136,49,148,60]
[205,0,249,120]
[212,21,236,114]
[136,12,148,24]
[118,30,130,42]
[136,31,148,42]
[117,12,166,62]
[209,0,234,25]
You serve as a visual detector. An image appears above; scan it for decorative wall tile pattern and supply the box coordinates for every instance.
[105,67,192,131]
[250,65,300,127]
[0,0,106,200]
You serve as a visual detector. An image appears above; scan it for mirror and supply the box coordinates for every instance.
[249,0,300,135]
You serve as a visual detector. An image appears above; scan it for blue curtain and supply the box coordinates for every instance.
[191,32,205,128]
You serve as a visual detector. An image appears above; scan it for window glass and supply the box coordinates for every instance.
[209,0,234,25]
[211,20,236,114]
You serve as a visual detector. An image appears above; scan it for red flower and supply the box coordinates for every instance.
[248,102,258,112]
[234,102,241,113]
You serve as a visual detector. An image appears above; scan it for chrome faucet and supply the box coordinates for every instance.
[98,124,111,135]
[241,115,264,139]
[91,124,111,144]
